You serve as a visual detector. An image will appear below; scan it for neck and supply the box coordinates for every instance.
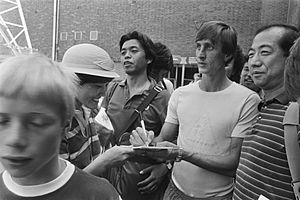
[12,156,66,186]
[200,71,231,92]
[262,83,284,101]
[126,73,150,89]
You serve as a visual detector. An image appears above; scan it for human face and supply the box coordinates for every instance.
[120,39,151,76]
[0,96,63,185]
[78,82,107,109]
[248,28,286,91]
[240,62,260,92]
[196,39,226,76]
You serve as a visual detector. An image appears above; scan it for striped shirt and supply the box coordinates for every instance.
[233,95,296,200]
[60,106,101,169]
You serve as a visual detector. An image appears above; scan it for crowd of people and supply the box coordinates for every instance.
[0,20,299,200]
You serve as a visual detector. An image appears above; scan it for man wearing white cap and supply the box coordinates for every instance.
[59,43,120,169]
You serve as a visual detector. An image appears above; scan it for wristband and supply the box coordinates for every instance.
[175,147,183,162]
[165,162,173,170]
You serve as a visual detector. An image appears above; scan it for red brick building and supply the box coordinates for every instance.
[1,0,300,84]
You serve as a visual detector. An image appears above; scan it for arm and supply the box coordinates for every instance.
[84,145,134,177]
[180,137,243,177]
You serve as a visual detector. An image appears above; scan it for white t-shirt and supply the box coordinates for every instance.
[166,82,260,198]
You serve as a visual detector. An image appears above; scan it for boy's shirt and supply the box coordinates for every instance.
[0,159,120,200]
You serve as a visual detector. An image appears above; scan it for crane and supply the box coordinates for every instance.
[0,0,33,55]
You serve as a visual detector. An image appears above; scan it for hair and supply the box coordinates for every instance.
[119,31,156,74]
[150,42,174,82]
[255,24,299,57]
[76,73,113,85]
[0,53,79,125]
[196,21,237,64]
[228,45,246,83]
[284,37,300,101]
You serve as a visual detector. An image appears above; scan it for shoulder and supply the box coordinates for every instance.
[71,168,119,198]
[230,83,260,100]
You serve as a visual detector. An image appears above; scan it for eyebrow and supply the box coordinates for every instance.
[121,45,139,51]
[249,44,272,52]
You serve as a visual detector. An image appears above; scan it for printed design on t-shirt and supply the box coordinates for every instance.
[182,113,231,156]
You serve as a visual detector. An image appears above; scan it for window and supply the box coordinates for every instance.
[90,31,98,40]
[60,32,68,41]
[74,31,82,40]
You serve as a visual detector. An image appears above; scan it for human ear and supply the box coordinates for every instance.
[224,54,233,65]
[146,58,153,64]
[63,120,71,133]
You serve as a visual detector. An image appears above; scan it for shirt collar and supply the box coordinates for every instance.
[259,87,289,110]
[261,86,289,104]
[119,77,156,95]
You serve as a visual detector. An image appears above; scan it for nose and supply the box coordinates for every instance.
[124,51,131,59]
[196,47,206,60]
[6,120,27,149]
[249,53,262,70]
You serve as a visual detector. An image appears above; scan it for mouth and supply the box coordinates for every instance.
[251,71,264,77]
[123,61,133,67]
[3,156,32,167]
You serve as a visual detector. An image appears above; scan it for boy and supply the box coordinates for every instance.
[0,54,120,199]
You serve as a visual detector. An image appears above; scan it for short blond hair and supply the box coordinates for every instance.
[0,53,79,125]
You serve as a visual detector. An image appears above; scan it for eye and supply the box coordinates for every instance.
[248,51,254,58]
[26,115,55,128]
[206,44,214,51]
[0,113,9,126]
[120,50,126,56]
[131,48,138,53]
[260,50,271,56]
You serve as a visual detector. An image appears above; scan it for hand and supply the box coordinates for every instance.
[84,145,135,176]
[145,141,180,162]
[137,163,169,194]
[94,122,113,148]
[130,127,154,146]
[99,145,134,167]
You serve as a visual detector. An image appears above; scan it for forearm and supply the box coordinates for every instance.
[84,154,112,177]
[181,149,238,177]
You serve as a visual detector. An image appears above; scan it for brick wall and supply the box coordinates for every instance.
[0,0,295,79]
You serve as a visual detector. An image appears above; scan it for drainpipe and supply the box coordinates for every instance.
[52,0,60,61]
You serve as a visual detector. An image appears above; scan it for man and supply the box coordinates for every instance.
[233,24,299,200]
[150,42,174,94]
[88,31,171,200]
[240,55,261,94]
[131,21,260,199]
[59,43,120,169]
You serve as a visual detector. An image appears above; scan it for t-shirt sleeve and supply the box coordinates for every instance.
[165,88,180,125]
[231,92,260,138]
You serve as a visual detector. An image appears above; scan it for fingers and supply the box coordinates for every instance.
[130,130,145,146]
[137,176,157,194]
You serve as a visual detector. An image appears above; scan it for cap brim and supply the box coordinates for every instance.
[63,63,119,78]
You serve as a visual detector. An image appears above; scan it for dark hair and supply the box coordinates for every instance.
[284,37,300,101]
[119,31,156,74]
[196,21,237,64]
[255,24,299,57]
[77,73,113,85]
[150,42,174,81]
[229,45,246,83]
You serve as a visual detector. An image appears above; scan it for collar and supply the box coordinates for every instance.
[75,99,83,111]
[119,77,157,95]
[261,86,289,104]
[258,87,289,110]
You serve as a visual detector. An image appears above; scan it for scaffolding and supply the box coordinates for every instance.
[0,0,33,55]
